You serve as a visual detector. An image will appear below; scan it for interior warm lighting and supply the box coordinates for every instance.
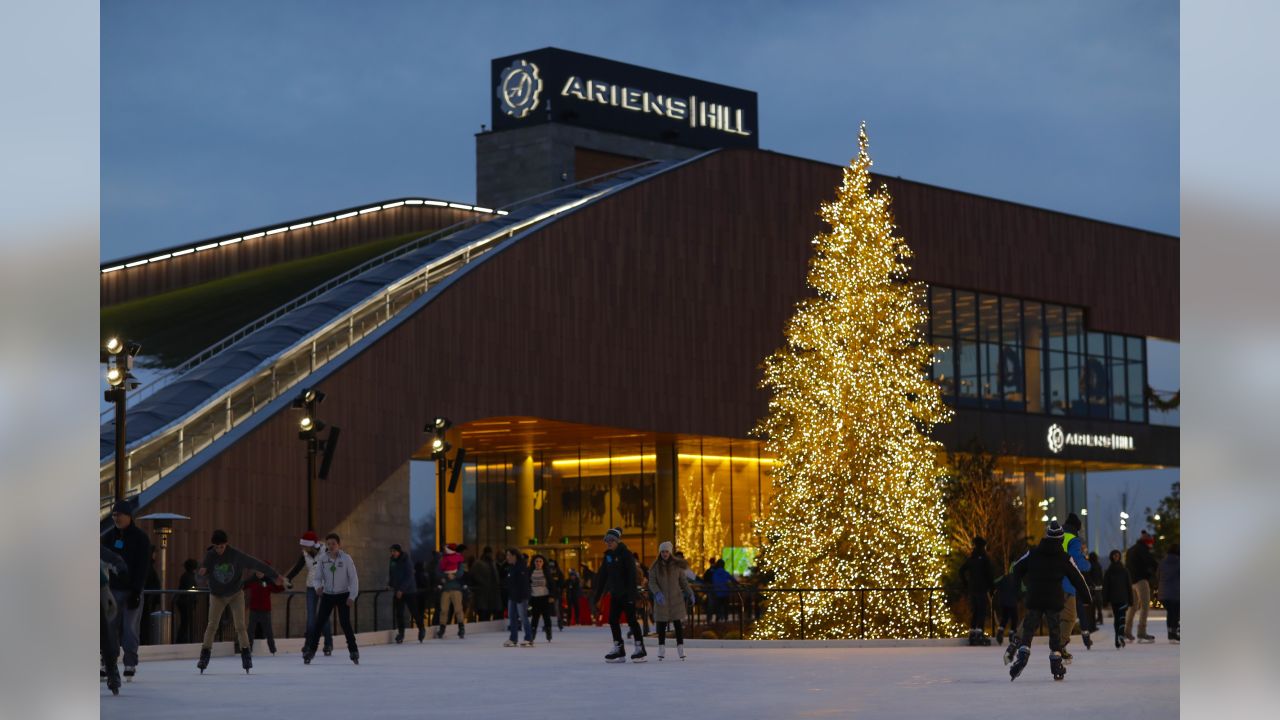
[472,206,493,213]
[459,428,511,435]
[550,454,656,467]
[405,199,424,205]
[678,453,775,464]
[105,337,122,354]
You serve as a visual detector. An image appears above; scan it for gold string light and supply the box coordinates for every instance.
[752,124,955,639]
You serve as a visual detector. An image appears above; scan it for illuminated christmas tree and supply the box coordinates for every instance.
[752,125,954,639]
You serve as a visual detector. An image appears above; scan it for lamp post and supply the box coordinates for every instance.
[293,388,326,530]
[102,338,141,502]
[138,512,189,645]
[426,417,453,547]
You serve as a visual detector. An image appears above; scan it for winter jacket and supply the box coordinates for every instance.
[1158,553,1179,602]
[505,555,530,603]
[709,567,734,598]
[1060,533,1091,596]
[994,570,1021,608]
[312,549,359,600]
[101,522,151,597]
[244,576,283,611]
[469,557,501,610]
[648,557,693,622]
[1102,559,1133,608]
[1125,541,1158,583]
[388,553,414,594]
[1010,538,1091,611]
[594,542,639,602]
[199,546,279,598]
[960,549,996,596]
[285,549,322,589]
[439,550,465,591]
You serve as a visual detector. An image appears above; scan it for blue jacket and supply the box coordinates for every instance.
[1061,533,1090,596]
[710,567,734,598]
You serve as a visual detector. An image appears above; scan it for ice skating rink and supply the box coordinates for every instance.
[101,622,1178,719]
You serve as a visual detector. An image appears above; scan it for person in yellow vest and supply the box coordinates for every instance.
[1058,513,1092,663]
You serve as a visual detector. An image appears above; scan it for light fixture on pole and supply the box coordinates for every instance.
[425,417,464,547]
[293,388,339,530]
[102,337,142,503]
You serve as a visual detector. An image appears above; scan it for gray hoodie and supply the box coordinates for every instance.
[199,546,279,598]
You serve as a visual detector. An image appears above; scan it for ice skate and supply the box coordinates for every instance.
[1002,636,1019,665]
[545,628,552,642]
[302,646,315,664]
[1138,632,1156,643]
[995,628,1004,646]
[605,642,627,663]
[122,664,136,682]
[434,626,445,640]
[395,630,404,644]
[657,644,665,661]
[520,639,534,647]
[503,639,518,647]
[349,648,359,665]
[1082,630,1093,650]
[678,643,686,660]
[1050,651,1066,681]
[1059,647,1073,664]
[631,639,647,662]
[323,645,333,656]
[1115,629,1125,649]
[240,648,253,674]
[105,664,121,694]
[1169,628,1180,644]
[197,648,211,673]
[458,625,466,639]
[418,627,426,643]
[1008,646,1030,681]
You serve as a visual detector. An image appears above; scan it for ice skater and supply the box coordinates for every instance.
[959,536,996,645]
[285,531,333,655]
[593,527,646,663]
[1002,521,1092,681]
[101,500,151,681]
[303,533,361,665]
[648,541,693,661]
[196,530,284,674]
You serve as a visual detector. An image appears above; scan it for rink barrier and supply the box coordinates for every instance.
[678,585,952,640]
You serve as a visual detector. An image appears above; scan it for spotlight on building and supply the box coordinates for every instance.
[292,387,337,529]
[105,337,122,354]
[102,337,142,503]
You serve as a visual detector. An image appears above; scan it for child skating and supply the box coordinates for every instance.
[648,541,693,661]
[1002,521,1092,682]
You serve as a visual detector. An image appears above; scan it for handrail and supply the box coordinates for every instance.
[681,584,949,640]
[104,160,661,417]
[99,157,681,513]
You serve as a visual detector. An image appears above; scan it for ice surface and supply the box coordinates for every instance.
[101,622,1178,719]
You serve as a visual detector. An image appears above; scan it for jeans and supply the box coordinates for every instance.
[306,587,333,649]
[110,589,143,666]
[507,599,532,642]
[306,593,357,653]
[1018,607,1063,652]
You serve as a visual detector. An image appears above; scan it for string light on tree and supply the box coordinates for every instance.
[751,124,954,639]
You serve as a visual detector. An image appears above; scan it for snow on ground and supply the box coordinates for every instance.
[102,621,1178,719]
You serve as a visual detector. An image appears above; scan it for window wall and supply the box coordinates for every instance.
[928,287,1147,422]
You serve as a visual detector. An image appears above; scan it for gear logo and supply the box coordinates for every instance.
[1047,424,1065,454]
[497,59,543,119]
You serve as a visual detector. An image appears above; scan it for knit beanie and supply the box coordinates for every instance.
[1045,521,1064,540]
[604,527,622,542]
[658,541,673,554]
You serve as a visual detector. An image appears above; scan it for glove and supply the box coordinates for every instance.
[127,592,141,610]
[653,591,665,607]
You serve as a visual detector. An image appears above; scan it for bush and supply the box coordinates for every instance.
[700,630,718,640]
[722,630,742,640]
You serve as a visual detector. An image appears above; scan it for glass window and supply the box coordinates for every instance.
[1110,334,1126,361]
[1001,298,1022,346]
[1066,352,1085,416]
[1024,345,1043,412]
[930,287,953,339]
[932,344,955,399]
[1045,305,1065,352]
[954,291,976,339]
[957,339,980,407]
[1023,301,1043,348]
[1046,348,1067,415]
[1083,353,1108,418]
[1066,308,1084,354]
[1087,331,1106,357]
[1110,347,1128,421]
[1127,336,1145,362]
[1128,359,1147,423]
[979,294,1000,342]
[1000,343,1025,409]
[981,342,1002,408]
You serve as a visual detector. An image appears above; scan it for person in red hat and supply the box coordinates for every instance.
[436,543,467,639]
[285,530,332,655]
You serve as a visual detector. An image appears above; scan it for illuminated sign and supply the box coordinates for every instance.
[1047,423,1135,454]
[490,48,758,150]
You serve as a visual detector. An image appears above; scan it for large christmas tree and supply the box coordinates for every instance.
[752,125,953,639]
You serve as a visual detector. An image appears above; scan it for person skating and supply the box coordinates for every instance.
[1101,549,1133,648]
[528,554,559,642]
[244,566,284,655]
[100,546,127,694]
[436,543,467,639]
[470,546,502,622]
[100,500,152,681]
[993,562,1021,646]
[196,530,284,673]
[388,544,416,643]
[285,531,333,655]
[1124,531,1159,642]
[1057,513,1092,662]
[503,548,534,647]
[959,536,996,646]
[649,541,693,661]
[593,527,646,663]
[1002,521,1092,681]
[1159,544,1180,643]
[303,533,361,665]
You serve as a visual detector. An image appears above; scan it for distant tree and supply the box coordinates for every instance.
[1145,481,1179,557]
[943,437,1025,572]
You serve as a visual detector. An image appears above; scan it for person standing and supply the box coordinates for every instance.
[436,543,467,639]
[1124,531,1159,642]
[709,559,734,623]
[1159,544,1180,643]
[1003,521,1092,682]
[1102,549,1133,648]
[649,541,692,661]
[100,500,152,681]
[196,530,283,673]
[547,558,567,631]
[993,562,1021,646]
[594,527,647,663]
[1085,550,1105,628]
[285,531,333,656]
[1057,513,1092,661]
[503,549,534,647]
[469,547,502,622]
[959,536,996,645]
[528,554,559,642]
[388,544,417,643]
[244,567,283,655]
[303,533,360,665]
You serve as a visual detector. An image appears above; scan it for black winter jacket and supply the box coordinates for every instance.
[504,555,531,602]
[1011,538,1092,611]
[101,522,152,597]
[1102,560,1133,608]
[1125,542,1158,584]
[960,550,996,596]
[593,541,639,602]
[388,553,415,593]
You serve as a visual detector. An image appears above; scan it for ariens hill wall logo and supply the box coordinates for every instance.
[497,59,543,119]
[1046,423,1135,454]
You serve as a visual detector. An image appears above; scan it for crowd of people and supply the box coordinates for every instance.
[959,514,1181,682]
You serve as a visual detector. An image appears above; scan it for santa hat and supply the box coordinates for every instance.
[299,530,320,548]
[444,542,458,554]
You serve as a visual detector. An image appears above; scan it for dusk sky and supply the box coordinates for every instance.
[101,1,1179,543]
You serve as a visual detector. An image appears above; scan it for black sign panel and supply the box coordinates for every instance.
[934,410,1180,468]
[490,48,758,150]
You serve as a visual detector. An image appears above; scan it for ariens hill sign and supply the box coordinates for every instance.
[490,48,758,150]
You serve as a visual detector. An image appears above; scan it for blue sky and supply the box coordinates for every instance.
[102,1,1179,544]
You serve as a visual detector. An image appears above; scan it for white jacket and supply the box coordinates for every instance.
[311,549,359,601]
